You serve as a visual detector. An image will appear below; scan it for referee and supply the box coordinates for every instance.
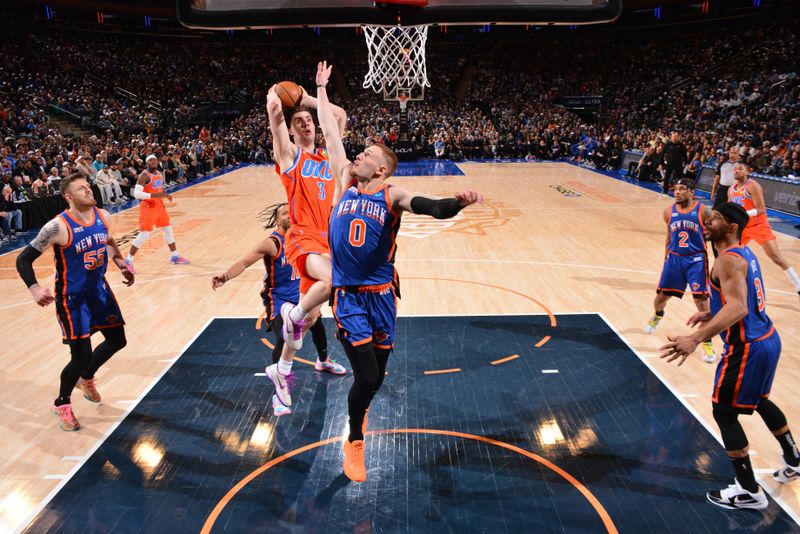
[711,147,739,208]
[662,131,688,194]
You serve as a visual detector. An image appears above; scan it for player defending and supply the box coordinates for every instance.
[15,173,134,431]
[210,203,345,416]
[661,202,800,510]
[728,163,800,304]
[124,154,190,273]
[264,77,347,406]
[315,61,483,482]
[646,178,716,363]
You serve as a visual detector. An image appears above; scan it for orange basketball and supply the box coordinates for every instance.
[275,80,303,108]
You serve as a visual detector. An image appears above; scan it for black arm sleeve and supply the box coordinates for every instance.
[410,196,464,220]
[16,245,43,289]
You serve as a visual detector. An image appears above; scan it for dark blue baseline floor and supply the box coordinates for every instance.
[25,315,798,533]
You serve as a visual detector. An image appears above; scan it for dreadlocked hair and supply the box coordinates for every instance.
[258,202,288,230]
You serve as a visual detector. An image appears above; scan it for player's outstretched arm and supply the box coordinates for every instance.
[390,187,483,218]
[266,86,297,169]
[101,209,134,286]
[315,61,351,203]
[212,236,279,290]
[16,218,68,306]
[134,172,171,201]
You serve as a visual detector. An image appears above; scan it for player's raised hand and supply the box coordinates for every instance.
[454,189,484,207]
[316,61,332,87]
[30,284,55,307]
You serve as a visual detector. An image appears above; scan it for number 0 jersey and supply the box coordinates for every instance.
[329,182,401,288]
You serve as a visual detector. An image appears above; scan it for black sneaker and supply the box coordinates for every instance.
[707,479,768,510]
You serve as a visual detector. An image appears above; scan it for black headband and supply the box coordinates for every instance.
[715,202,750,230]
[675,178,695,190]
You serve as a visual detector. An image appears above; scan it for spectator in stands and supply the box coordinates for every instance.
[0,185,23,238]
[11,176,29,202]
[662,131,687,193]
[75,154,97,181]
[31,174,48,197]
[95,164,124,205]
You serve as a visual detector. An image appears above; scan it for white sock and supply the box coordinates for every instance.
[289,304,308,322]
[171,250,180,259]
[784,267,800,292]
[278,358,293,376]
[126,254,134,262]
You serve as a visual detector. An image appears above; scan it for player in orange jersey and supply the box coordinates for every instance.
[264,80,348,407]
[728,163,800,304]
[124,154,190,272]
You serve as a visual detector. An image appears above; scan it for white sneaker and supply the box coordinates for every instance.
[645,313,663,334]
[773,462,800,484]
[280,303,306,351]
[265,363,294,407]
[707,479,768,510]
[702,341,716,364]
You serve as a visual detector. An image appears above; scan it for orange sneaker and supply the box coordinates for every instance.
[75,377,101,403]
[52,403,81,431]
[343,439,366,482]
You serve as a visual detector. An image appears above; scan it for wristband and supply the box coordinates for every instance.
[746,209,758,217]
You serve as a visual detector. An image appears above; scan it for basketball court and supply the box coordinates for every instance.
[2,162,799,532]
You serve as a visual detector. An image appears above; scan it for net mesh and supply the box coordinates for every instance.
[362,24,430,96]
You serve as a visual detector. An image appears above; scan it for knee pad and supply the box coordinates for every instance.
[162,225,175,245]
[132,231,151,248]
[713,405,749,451]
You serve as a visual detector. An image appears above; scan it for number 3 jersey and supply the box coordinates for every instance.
[710,246,773,345]
[54,207,110,296]
[329,182,401,288]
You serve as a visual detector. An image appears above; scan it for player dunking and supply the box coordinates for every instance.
[315,61,483,482]
[210,203,345,416]
[727,163,800,304]
[661,202,800,509]
[264,77,348,407]
[124,154,190,273]
[646,178,716,363]
[15,173,134,431]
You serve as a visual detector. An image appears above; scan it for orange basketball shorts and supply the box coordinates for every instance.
[285,228,330,294]
[138,203,170,232]
[741,216,776,246]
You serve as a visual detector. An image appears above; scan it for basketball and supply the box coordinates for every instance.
[275,80,303,108]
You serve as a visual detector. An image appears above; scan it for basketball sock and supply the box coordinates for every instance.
[289,304,308,323]
[310,320,328,361]
[126,254,134,262]
[784,267,800,292]
[171,250,180,259]
[655,310,664,317]
[55,395,71,407]
[278,358,293,376]
[776,431,800,467]
[730,456,758,493]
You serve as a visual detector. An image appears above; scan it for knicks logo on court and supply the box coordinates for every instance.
[399,200,520,239]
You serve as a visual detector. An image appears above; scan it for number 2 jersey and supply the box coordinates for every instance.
[329,181,401,288]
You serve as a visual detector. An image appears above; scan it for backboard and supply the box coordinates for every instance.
[177,0,623,30]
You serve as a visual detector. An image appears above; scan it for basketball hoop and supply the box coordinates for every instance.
[362,23,430,101]
[398,93,410,111]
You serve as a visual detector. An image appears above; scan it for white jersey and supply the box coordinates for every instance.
[718,161,736,187]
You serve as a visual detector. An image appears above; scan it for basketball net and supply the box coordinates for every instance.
[362,24,430,101]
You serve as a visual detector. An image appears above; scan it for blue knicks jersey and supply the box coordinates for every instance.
[668,202,705,254]
[710,246,773,345]
[260,232,299,318]
[330,183,401,287]
[53,208,110,297]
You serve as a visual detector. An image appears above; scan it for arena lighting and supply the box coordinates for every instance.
[144,15,151,28]
[96,11,104,24]
[654,6,662,19]
[44,5,53,20]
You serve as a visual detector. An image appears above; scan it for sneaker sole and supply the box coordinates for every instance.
[707,495,768,510]
[52,411,80,431]
[315,366,346,375]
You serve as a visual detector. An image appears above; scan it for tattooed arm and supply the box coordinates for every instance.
[16,217,68,306]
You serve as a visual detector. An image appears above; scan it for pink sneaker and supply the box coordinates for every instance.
[315,358,346,375]
[52,403,81,431]
[170,255,190,265]
[75,377,101,403]
[123,258,136,274]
